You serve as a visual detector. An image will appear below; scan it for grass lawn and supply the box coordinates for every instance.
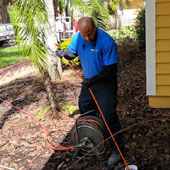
[0,45,25,69]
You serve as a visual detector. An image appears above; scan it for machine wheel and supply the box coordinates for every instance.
[70,120,105,155]
[78,115,104,133]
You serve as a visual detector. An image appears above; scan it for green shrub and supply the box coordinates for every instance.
[119,27,136,40]
[108,27,136,41]
[59,39,80,69]
[58,39,71,50]
[135,7,145,50]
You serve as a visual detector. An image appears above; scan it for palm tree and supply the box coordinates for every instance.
[11,0,62,119]
[9,0,108,120]
[9,0,112,119]
[109,0,130,40]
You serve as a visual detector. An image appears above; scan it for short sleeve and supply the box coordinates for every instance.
[67,32,79,54]
[102,38,119,65]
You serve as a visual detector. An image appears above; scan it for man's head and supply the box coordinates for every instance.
[78,17,97,42]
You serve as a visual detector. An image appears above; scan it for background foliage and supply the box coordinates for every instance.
[135,7,145,50]
[59,39,80,68]
[70,0,109,30]
[0,45,24,69]
[10,0,48,72]
[108,27,136,41]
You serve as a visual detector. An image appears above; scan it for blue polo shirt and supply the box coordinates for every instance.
[68,28,119,78]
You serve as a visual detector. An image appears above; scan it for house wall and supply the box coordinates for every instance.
[149,0,170,108]
[126,0,144,9]
[119,0,144,27]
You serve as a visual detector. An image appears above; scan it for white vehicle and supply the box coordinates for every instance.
[0,23,14,46]
[56,17,74,42]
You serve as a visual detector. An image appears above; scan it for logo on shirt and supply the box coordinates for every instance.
[91,48,99,52]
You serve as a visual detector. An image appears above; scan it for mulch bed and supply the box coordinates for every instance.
[0,44,169,170]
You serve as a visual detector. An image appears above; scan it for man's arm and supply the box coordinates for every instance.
[93,64,117,81]
[82,64,117,88]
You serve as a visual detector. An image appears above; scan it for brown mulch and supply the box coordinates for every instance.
[0,44,170,170]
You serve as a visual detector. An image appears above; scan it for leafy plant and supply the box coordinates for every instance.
[58,39,71,50]
[59,39,80,68]
[135,7,145,50]
[34,105,51,119]
[61,103,79,115]
[12,0,48,72]
[70,0,109,30]
[108,27,136,41]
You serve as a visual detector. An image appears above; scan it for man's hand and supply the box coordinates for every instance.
[56,48,64,58]
[81,78,93,88]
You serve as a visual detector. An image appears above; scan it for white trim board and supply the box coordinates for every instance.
[146,0,156,96]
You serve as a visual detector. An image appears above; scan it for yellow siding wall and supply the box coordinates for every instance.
[149,96,170,108]
[150,0,170,107]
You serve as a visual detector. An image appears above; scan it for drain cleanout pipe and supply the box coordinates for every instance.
[0,165,16,170]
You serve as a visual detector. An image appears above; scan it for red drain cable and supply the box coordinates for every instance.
[0,97,75,151]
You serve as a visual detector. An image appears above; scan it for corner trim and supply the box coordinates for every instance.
[146,0,156,96]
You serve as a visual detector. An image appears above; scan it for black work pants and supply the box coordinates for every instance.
[78,79,124,152]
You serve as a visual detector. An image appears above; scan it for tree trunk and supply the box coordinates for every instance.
[44,0,63,119]
[42,71,62,119]
[115,8,119,41]
[65,0,69,17]
[0,0,10,23]
[53,0,58,18]
[45,0,62,81]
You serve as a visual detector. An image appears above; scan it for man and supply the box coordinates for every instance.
[56,17,124,166]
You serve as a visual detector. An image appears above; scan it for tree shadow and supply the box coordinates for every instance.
[41,134,75,170]
[0,76,46,129]
[0,74,78,129]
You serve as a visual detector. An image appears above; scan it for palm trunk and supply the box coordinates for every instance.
[45,0,62,81]
[42,71,62,119]
[44,0,62,119]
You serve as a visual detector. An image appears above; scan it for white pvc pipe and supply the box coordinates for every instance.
[0,165,16,170]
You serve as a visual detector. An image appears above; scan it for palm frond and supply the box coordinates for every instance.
[110,0,131,10]
[12,0,48,72]
[70,0,109,30]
